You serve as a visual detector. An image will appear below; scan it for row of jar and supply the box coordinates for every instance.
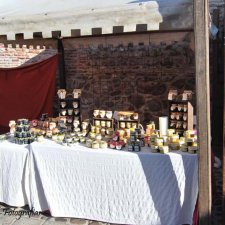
[15,131,32,138]
[94,119,113,128]
[93,110,113,119]
[118,121,138,129]
[57,89,81,99]
[14,137,35,145]
[60,109,80,116]
[90,126,114,136]
[170,121,188,129]
[16,125,31,132]
[60,101,79,109]
[170,112,188,121]
[170,104,188,112]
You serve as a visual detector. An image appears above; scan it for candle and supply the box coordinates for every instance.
[159,116,168,137]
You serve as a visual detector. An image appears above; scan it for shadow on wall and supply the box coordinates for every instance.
[64,33,195,127]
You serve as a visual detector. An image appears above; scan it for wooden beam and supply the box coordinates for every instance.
[194,0,212,224]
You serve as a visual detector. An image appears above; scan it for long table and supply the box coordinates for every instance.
[29,140,198,225]
[0,140,30,207]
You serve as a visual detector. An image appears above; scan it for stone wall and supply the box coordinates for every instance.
[63,32,195,127]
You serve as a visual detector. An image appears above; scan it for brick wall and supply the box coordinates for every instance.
[0,43,57,68]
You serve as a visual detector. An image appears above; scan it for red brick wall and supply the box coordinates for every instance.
[0,43,57,68]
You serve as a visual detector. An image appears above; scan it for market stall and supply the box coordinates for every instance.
[0,0,212,224]
[0,87,199,224]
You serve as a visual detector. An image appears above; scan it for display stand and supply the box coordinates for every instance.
[57,93,81,131]
[168,100,193,136]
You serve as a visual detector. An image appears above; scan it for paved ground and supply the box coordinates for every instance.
[211,166,223,225]
[0,166,223,225]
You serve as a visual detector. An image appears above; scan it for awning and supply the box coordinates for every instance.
[0,0,193,40]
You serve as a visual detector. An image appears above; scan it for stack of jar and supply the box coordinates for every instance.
[149,128,198,154]
[127,128,145,152]
[14,119,35,144]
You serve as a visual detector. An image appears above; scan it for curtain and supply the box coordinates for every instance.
[0,55,58,134]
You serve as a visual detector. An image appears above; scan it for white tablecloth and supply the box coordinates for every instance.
[0,140,30,207]
[29,139,198,225]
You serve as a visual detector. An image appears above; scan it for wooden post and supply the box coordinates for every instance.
[194,0,212,224]
[223,76,225,225]
[223,8,225,224]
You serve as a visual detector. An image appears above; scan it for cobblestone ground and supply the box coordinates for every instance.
[0,166,223,225]
[211,167,223,225]
[0,203,121,225]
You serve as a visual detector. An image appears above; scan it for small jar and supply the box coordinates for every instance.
[159,146,169,154]
[170,113,176,120]
[79,137,86,143]
[116,143,122,150]
[169,143,180,150]
[92,141,99,149]
[17,119,23,126]
[68,109,73,116]
[106,121,112,128]
[52,134,58,141]
[125,128,131,138]
[176,113,182,120]
[100,141,108,149]
[151,145,158,153]
[91,126,96,133]
[106,111,113,119]
[95,120,100,126]
[61,101,66,108]
[37,135,44,142]
[72,102,78,109]
[99,110,106,118]
[86,139,93,148]
[155,138,164,146]
[170,134,179,143]
[95,126,100,134]
[74,109,80,115]
[73,120,80,128]
[101,128,106,136]
[133,113,138,120]
[106,128,114,136]
[16,125,24,132]
[101,120,106,127]
[167,129,175,137]
[183,113,187,121]
[49,122,56,130]
[89,132,96,139]
[177,104,183,112]
[57,89,67,99]
[93,110,99,118]
[61,109,67,116]
[95,134,102,141]
[126,122,131,129]
[170,104,177,111]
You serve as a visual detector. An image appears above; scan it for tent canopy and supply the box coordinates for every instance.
[0,0,193,40]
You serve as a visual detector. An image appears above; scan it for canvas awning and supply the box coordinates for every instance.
[0,0,193,40]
